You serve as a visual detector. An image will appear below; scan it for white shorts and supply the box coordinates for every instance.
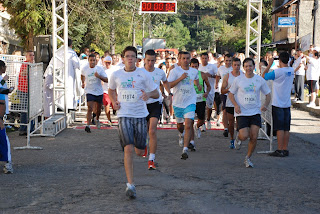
[206,93,214,109]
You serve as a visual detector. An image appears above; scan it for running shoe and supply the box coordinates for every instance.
[96,120,101,129]
[148,160,156,170]
[223,129,228,137]
[269,150,285,157]
[282,150,289,157]
[181,149,188,160]
[194,124,201,139]
[188,143,196,152]
[244,156,254,168]
[235,137,242,150]
[85,126,91,133]
[201,124,206,132]
[106,120,112,127]
[142,146,148,158]
[307,102,316,108]
[178,133,184,147]
[125,183,136,199]
[3,162,13,174]
[206,121,211,130]
[229,140,235,149]
[216,121,220,127]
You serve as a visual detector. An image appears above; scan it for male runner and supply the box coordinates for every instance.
[199,52,218,130]
[168,52,201,160]
[190,58,211,146]
[263,52,295,157]
[216,54,233,137]
[144,49,172,170]
[81,54,108,133]
[229,58,271,168]
[221,57,243,149]
[108,46,159,199]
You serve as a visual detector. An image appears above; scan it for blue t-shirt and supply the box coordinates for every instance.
[0,93,5,101]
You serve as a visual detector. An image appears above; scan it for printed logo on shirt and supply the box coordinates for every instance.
[244,83,256,93]
[181,76,192,85]
[121,77,136,88]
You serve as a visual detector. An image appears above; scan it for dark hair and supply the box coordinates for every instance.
[90,49,95,52]
[260,59,268,67]
[279,52,290,64]
[158,63,166,70]
[213,53,218,58]
[94,52,100,56]
[68,38,72,47]
[232,57,241,63]
[243,58,255,66]
[0,60,5,68]
[190,58,199,65]
[88,54,96,59]
[180,51,190,56]
[145,49,156,56]
[224,54,232,59]
[122,46,137,58]
[200,52,209,57]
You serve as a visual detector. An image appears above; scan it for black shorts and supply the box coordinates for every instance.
[118,117,147,150]
[236,114,261,130]
[220,94,227,110]
[214,92,221,115]
[86,94,103,104]
[272,106,291,131]
[196,101,206,120]
[225,107,234,115]
[307,80,318,93]
[146,101,162,121]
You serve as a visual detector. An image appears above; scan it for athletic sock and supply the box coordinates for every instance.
[183,147,188,151]
[190,140,195,145]
[149,153,155,161]
[224,128,228,131]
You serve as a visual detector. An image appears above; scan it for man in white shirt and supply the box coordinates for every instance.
[263,52,294,157]
[199,52,218,129]
[293,49,306,102]
[304,49,320,107]
[216,54,233,137]
[81,54,108,133]
[143,49,172,170]
[168,52,202,160]
[229,58,271,168]
[108,46,159,199]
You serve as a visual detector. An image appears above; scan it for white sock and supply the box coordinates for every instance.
[190,140,195,145]
[149,153,155,161]
[183,147,188,151]
[126,183,135,188]
[224,128,228,131]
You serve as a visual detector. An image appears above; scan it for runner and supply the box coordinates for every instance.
[101,56,114,126]
[190,58,211,146]
[168,51,202,160]
[81,54,108,133]
[108,46,159,199]
[229,58,271,168]
[262,52,294,157]
[221,57,244,149]
[216,54,233,137]
[143,49,172,170]
[198,52,218,130]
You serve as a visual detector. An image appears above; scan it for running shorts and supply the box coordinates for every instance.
[206,93,214,109]
[146,101,162,121]
[173,104,196,123]
[196,101,206,120]
[86,94,103,104]
[272,106,291,131]
[236,114,261,130]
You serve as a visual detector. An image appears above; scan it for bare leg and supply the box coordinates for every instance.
[247,125,260,158]
[183,118,193,147]
[124,145,134,184]
[148,117,158,155]
[177,123,184,134]
[105,104,111,122]
[86,101,94,126]
[96,103,102,120]
[227,113,235,140]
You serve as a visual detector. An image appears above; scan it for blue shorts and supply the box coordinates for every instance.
[272,106,291,131]
[173,104,196,123]
[86,94,103,104]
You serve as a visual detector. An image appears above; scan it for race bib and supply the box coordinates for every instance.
[196,93,203,102]
[244,94,256,104]
[88,73,96,84]
[119,90,138,103]
[180,85,192,95]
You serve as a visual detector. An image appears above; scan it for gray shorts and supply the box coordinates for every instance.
[118,117,147,150]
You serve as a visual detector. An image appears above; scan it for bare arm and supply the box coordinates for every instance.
[162,80,172,95]
[194,79,202,92]
[169,73,187,88]
[221,74,229,95]
[108,88,120,110]
[94,72,108,83]
[261,93,271,112]
[262,58,273,78]
[81,75,85,88]
[140,88,160,101]
[228,92,241,114]
[202,72,211,98]
[215,75,220,89]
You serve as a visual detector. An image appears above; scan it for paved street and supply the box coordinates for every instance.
[0,107,319,214]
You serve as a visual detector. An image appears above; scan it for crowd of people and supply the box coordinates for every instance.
[0,41,319,200]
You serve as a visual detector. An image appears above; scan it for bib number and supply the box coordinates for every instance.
[196,93,203,102]
[119,90,138,103]
[180,85,191,95]
[88,74,96,84]
[244,94,256,104]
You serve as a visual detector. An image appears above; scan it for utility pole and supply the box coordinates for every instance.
[312,0,319,45]
[110,9,115,54]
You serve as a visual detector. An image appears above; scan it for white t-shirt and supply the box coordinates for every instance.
[226,71,244,107]
[229,74,271,117]
[108,67,157,118]
[81,65,107,96]
[102,67,115,93]
[306,57,320,81]
[0,75,9,114]
[272,67,295,108]
[167,66,199,108]
[144,67,167,104]
[295,56,306,76]
[217,65,233,93]
[199,63,218,94]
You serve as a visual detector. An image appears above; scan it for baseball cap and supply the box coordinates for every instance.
[137,54,143,60]
[104,56,112,62]
[313,47,320,52]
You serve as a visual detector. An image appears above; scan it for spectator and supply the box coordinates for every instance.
[293,49,306,102]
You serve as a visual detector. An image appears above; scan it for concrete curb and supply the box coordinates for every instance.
[291,99,320,117]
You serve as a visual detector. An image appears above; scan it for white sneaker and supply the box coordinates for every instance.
[95,119,101,129]
[201,124,206,132]
[178,133,184,147]
[235,137,242,150]
[244,156,254,168]
[125,183,136,199]
[194,124,201,139]
[3,162,13,174]
[306,102,316,108]
[206,121,211,130]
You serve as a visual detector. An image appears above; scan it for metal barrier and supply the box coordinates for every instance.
[1,58,44,150]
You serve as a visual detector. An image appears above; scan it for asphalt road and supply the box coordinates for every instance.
[0,107,319,214]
